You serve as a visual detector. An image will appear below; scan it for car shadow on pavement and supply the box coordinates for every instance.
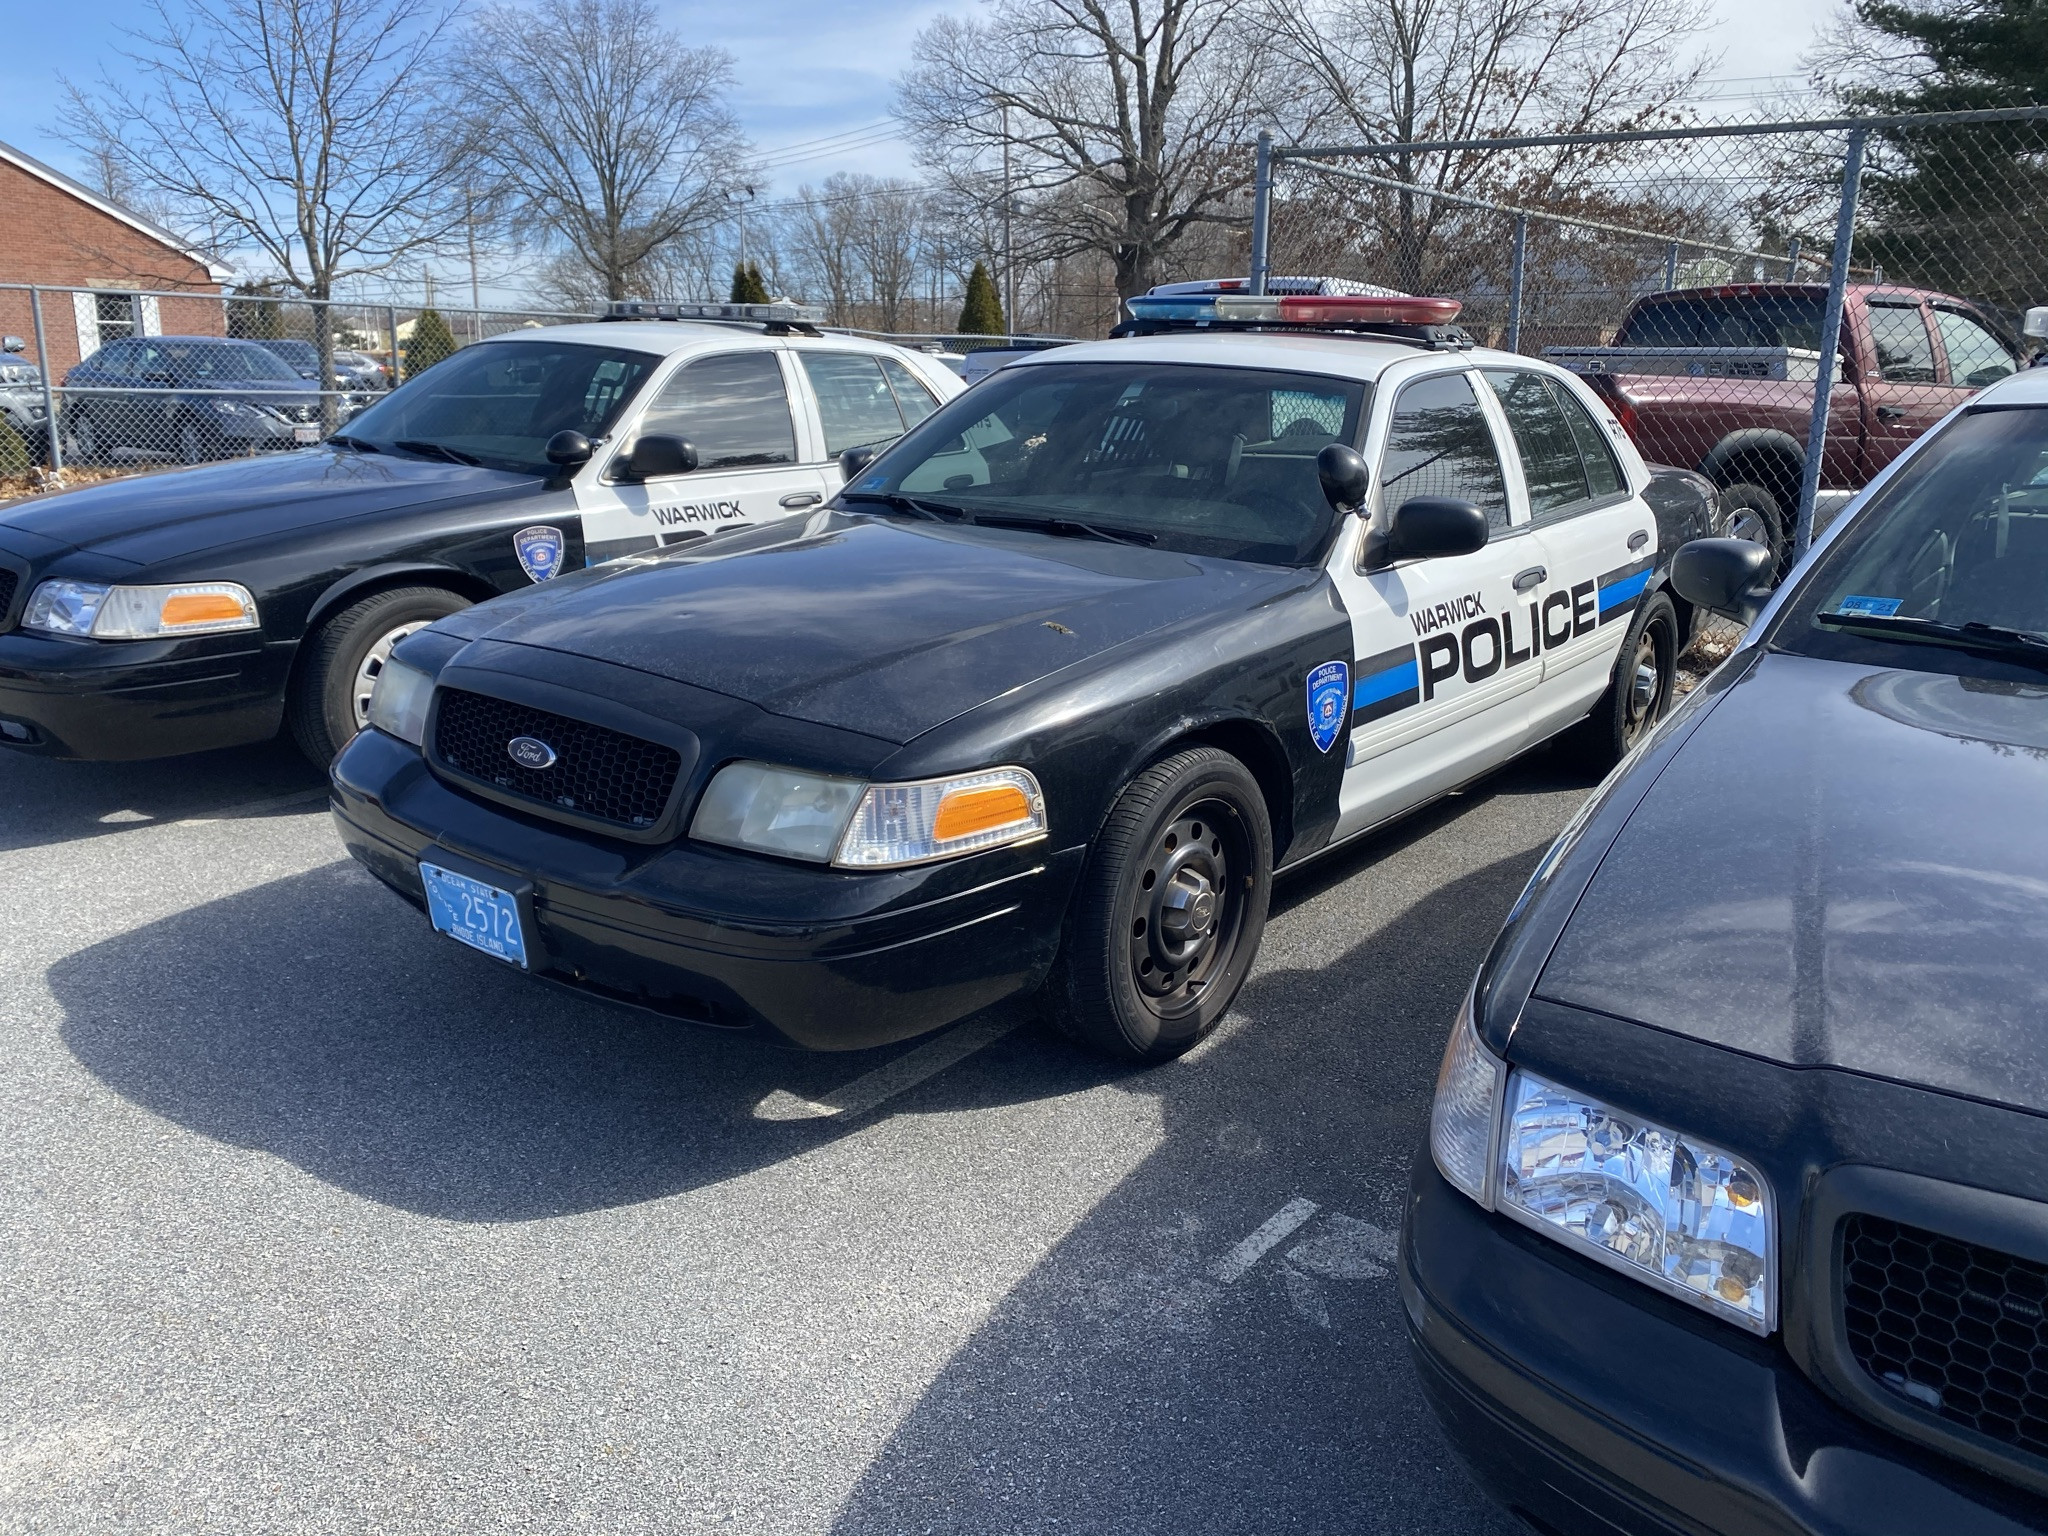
[0,735,327,852]
[817,841,1555,1536]
[47,854,1128,1221]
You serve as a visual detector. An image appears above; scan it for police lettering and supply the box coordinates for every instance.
[1419,602,1546,700]
[1541,590,1574,647]
[1411,590,1488,637]
[654,500,745,526]
[1571,579,1598,637]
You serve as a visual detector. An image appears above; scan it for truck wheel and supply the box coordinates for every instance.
[288,586,471,766]
[1718,481,1789,580]
[1045,747,1273,1063]
[1582,591,1678,771]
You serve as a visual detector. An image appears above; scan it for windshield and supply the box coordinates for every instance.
[337,339,657,475]
[263,340,319,368]
[166,342,302,382]
[1775,405,2048,679]
[846,361,1368,565]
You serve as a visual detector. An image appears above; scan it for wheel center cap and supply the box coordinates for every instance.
[1159,868,1217,941]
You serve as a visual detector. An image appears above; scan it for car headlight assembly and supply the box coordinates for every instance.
[366,656,436,746]
[688,762,1047,867]
[24,580,261,640]
[1496,1068,1775,1334]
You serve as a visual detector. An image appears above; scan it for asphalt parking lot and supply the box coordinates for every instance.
[0,734,1602,1535]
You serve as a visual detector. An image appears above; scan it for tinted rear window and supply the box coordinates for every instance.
[1616,294,1826,351]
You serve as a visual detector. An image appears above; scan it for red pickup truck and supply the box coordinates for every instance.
[1557,283,2022,568]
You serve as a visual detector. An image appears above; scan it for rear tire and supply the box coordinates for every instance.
[1717,481,1789,581]
[1044,747,1273,1063]
[1581,590,1678,771]
[288,585,471,766]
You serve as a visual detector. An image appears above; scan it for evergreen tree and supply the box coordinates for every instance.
[956,260,1005,335]
[0,414,31,478]
[404,307,459,378]
[729,261,770,304]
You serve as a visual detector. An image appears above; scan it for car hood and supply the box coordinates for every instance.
[1538,650,2048,1116]
[0,449,542,566]
[450,511,1311,744]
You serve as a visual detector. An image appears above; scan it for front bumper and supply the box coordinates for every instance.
[331,727,1085,1050]
[1401,1158,2046,1536]
[0,625,293,759]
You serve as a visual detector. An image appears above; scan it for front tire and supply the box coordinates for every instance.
[288,586,471,766]
[1045,747,1273,1063]
[1581,590,1678,770]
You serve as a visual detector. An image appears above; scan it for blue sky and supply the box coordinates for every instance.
[1,0,1839,300]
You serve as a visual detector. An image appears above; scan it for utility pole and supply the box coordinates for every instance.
[1000,102,1016,334]
[465,185,482,339]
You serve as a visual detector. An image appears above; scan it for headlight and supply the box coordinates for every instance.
[23,580,260,639]
[366,656,435,746]
[834,767,1045,867]
[1428,986,1506,1204]
[210,398,251,417]
[690,762,867,862]
[1497,1068,1775,1334]
[688,762,1047,866]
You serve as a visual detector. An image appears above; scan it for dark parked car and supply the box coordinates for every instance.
[1405,364,2048,1532]
[255,337,385,392]
[0,340,48,462]
[62,335,359,465]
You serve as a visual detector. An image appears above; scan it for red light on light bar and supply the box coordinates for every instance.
[1275,294,1462,324]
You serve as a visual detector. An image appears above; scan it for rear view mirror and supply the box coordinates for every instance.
[1316,443,1372,513]
[1671,537,1775,623]
[620,434,698,479]
[1366,496,1489,569]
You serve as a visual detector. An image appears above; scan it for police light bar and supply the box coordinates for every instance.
[1146,276,1410,299]
[1126,290,1462,326]
[606,299,825,323]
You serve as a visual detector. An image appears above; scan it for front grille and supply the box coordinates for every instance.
[432,688,682,829]
[0,568,18,630]
[1842,1213,2048,1463]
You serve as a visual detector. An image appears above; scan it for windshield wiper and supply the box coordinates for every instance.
[838,490,973,522]
[973,513,1157,547]
[393,438,482,466]
[327,433,381,453]
[1816,611,2048,671]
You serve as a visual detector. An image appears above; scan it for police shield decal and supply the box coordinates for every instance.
[513,525,565,583]
[1305,660,1349,753]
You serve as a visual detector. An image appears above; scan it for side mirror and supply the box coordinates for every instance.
[619,434,698,479]
[1316,443,1371,513]
[839,444,880,481]
[1366,496,1489,569]
[545,429,593,471]
[1,336,23,354]
[1671,537,1775,623]
[2025,306,2048,341]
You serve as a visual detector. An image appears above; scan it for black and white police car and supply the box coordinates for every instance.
[333,283,1716,1060]
[0,301,959,764]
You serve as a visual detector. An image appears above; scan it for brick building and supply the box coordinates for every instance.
[0,138,233,378]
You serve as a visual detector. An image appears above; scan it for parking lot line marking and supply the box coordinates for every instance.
[174,789,330,827]
[752,1012,1023,1122]
[1208,1198,1320,1283]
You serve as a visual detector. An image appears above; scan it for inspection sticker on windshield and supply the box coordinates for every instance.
[1835,594,1903,618]
[1306,660,1349,753]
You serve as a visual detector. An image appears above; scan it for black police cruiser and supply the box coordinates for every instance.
[1405,362,2048,1531]
[0,305,957,764]
[333,285,1715,1060]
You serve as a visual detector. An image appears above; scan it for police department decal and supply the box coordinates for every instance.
[513,525,565,583]
[1305,660,1349,753]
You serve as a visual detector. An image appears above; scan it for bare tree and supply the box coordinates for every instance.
[461,0,749,304]
[1261,0,1711,292]
[783,177,864,324]
[896,0,1279,303]
[62,0,470,409]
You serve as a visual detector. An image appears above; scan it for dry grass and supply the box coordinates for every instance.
[0,464,152,505]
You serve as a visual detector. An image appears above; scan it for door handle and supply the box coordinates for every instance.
[1513,565,1547,592]
[1877,404,1906,422]
[1627,529,1650,551]
[779,491,823,508]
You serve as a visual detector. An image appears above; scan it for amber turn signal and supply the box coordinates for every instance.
[932,784,1033,842]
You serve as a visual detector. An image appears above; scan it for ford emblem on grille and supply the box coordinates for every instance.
[507,735,558,770]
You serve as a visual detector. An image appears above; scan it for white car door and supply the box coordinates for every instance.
[788,347,946,499]
[1477,367,1657,740]
[1326,366,1544,841]
[577,347,832,564]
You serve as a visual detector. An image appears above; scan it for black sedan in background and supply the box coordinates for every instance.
[1405,368,2048,1532]
[62,335,365,465]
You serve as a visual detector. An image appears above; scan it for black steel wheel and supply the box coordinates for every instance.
[1582,589,1678,770]
[1046,747,1272,1063]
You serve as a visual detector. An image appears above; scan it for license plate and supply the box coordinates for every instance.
[292,424,321,445]
[420,861,528,968]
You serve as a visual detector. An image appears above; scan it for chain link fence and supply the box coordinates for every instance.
[1249,106,2048,668]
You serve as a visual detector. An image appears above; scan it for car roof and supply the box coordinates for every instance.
[1969,365,2048,406]
[487,320,934,364]
[1007,329,1537,385]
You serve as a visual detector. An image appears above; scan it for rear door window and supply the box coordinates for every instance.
[879,357,940,427]
[1868,303,1938,384]
[1379,372,1511,531]
[1484,371,1588,517]
[639,351,797,469]
[798,352,905,457]
[1936,310,2018,388]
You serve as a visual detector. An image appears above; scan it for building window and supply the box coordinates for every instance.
[95,292,137,344]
